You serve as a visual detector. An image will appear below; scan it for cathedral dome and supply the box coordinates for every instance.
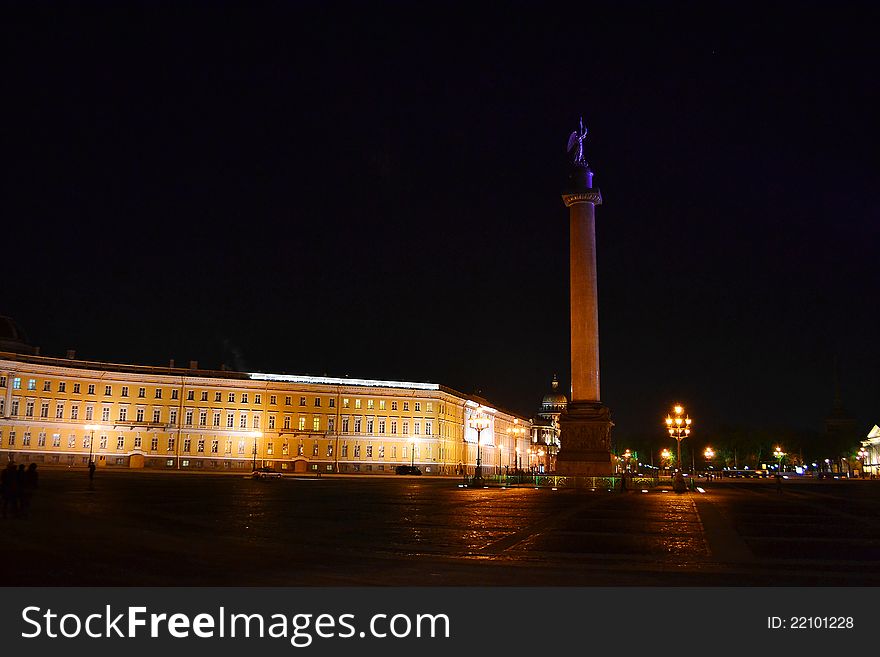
[0,316,37,355]
[541,375,568,412]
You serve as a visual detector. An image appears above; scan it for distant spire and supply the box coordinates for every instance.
[551,373,559,390]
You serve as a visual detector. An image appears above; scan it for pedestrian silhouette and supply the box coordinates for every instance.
[2,462,18,518]
[88,460,96,488]
[775,472,783,494]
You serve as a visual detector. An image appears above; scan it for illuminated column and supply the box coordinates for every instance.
[556,122,614,476]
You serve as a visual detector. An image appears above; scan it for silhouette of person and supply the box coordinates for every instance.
[88,460,96,483]
[1,462,18,518]
[775,472,783,494]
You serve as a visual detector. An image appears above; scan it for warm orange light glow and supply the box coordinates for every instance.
[674,405,683,415]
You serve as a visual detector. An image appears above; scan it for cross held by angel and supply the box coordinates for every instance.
[567,117,588,165]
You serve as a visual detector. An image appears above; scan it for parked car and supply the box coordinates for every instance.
[252,466,283,479]
[395,465,422,475]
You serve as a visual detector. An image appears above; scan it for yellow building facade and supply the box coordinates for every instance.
[0,351,531,476]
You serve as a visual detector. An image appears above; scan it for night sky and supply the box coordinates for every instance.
[4,2,878,444]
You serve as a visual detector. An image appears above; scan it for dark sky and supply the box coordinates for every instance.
[4,1,878,440]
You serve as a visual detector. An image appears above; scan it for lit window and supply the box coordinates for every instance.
[342,398,350,408]
[13,377,21,390]
[427,402,433,412]
[313,416,320,431]
[298,416,306,431]
[367,399,374,410]
[28,379,36,391]
[268,416,276,429]
[355,399,362,409]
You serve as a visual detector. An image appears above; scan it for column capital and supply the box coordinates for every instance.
[562,189,602,207]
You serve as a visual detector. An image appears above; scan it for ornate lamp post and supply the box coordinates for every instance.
[85,424,98,464]
[507,420,525,475]
[704,446,715,469]
[515,447,522,472]
[660,447,672,475]
[858,447,868,477]
[773,446,785,474]
[410,436,416,468]
[665,404,692,493]
[468,408,490,485]
[250,431,263,471]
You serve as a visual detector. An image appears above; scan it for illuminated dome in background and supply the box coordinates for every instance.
[541,374,568,413]
[0,316,37,355]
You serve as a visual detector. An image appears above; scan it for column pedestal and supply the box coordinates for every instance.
[555,401,614,476]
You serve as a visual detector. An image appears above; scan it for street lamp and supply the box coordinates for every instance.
[660,447,672,475]
[773,446,785,473]
[665,404,692,492]
[507,419,526,475]
[410,436,416,468]
[621,448,632,473]
[468,408,490,485]
[250,431,263,471]
[85,424,98,464]
[515,447,522,472]
[858,447,868,477]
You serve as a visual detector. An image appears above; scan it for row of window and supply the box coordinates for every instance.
[1,377,438,414]
[1,399,434,435]
[0,430,433,460]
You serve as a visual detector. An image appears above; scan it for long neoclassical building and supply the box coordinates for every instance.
[0,318,531,475]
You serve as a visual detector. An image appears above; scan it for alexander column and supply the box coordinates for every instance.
[556,118,614,476]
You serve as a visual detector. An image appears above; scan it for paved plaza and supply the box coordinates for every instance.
[4,470,880,586]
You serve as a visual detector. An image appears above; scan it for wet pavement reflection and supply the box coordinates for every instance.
[4,471,880,586]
